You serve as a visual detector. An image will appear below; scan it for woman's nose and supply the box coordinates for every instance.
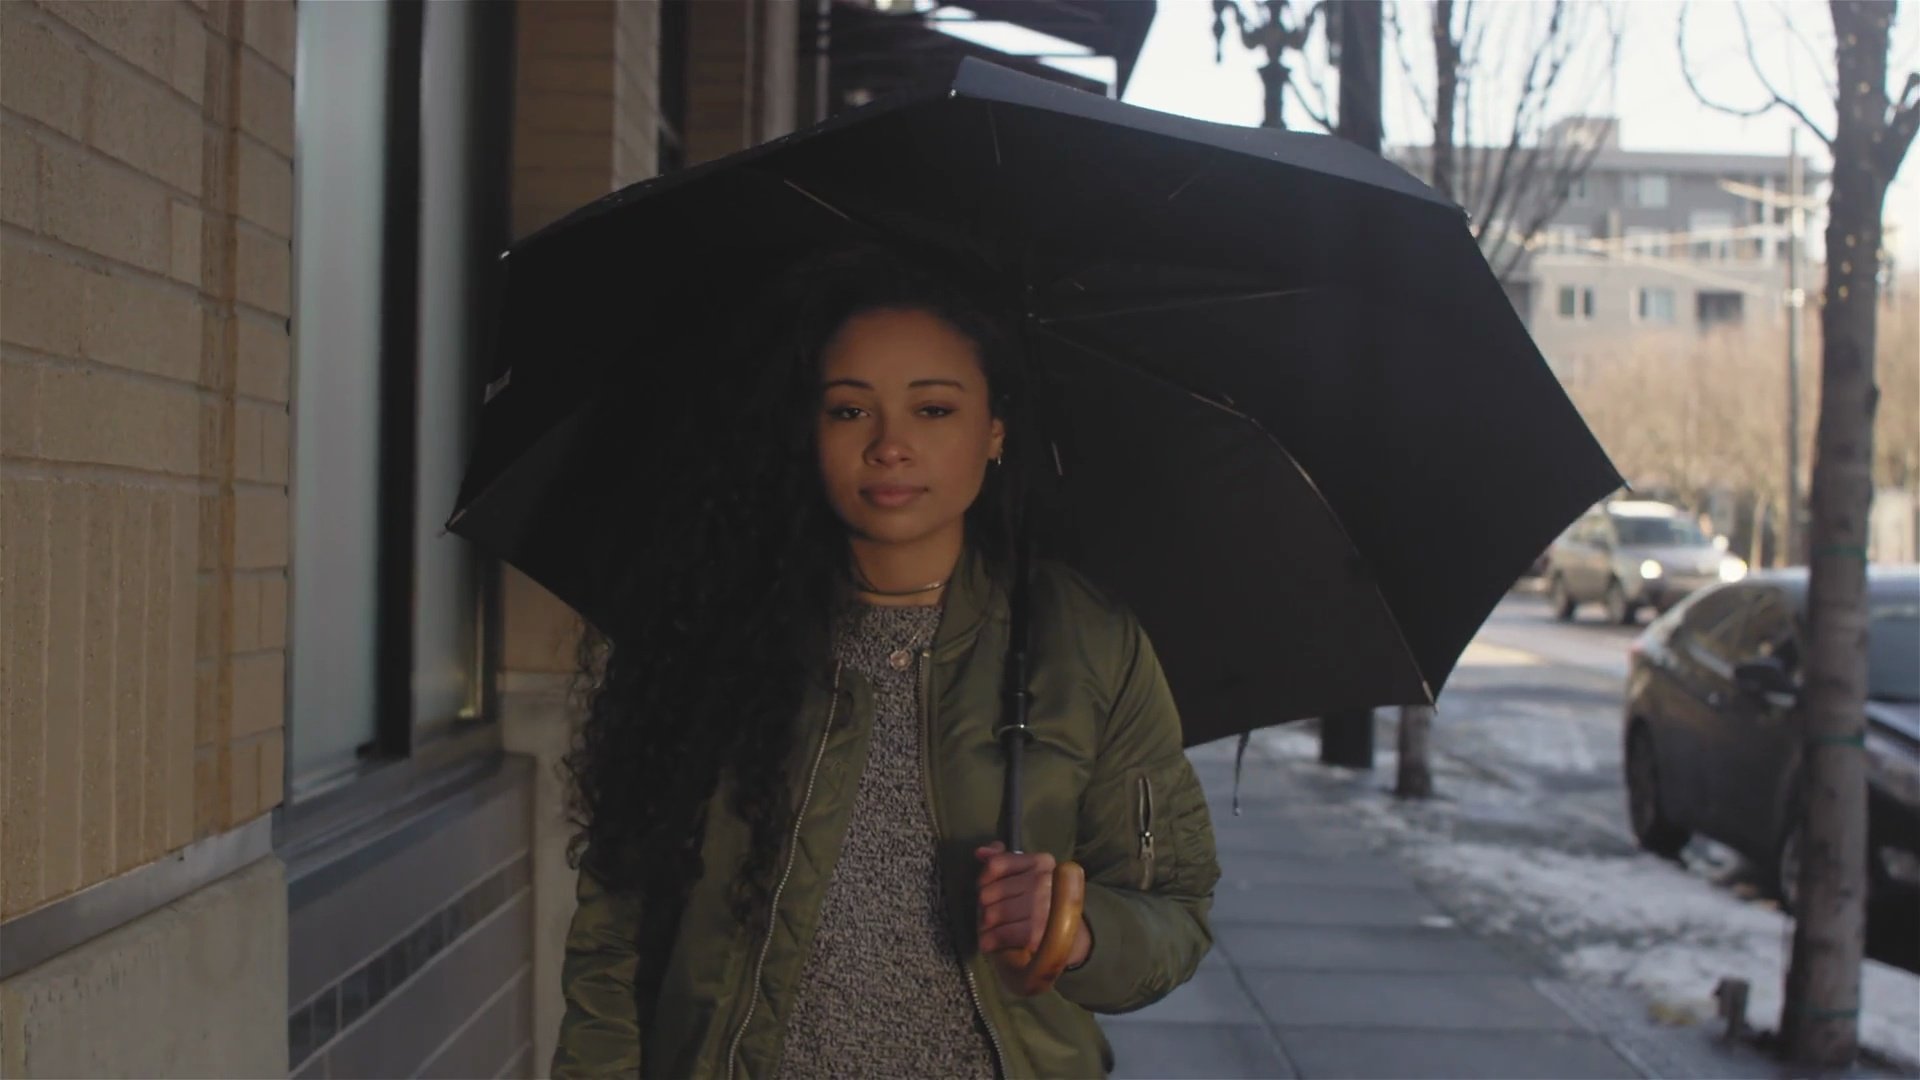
[866,426,912,465]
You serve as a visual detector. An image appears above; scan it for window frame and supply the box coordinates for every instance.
[1557,285,1598,321]
[1633,172,1671,209]
[1636,286,1677,324]
[280,0,512,821]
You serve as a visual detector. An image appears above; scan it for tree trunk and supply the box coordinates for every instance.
[1430,0,1459,202]
[1395,705,1434,799]
[1781,1,1902,1065]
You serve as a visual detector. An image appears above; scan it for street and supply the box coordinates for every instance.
[1236,592,1920,1072]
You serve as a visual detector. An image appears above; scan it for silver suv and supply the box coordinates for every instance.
[1547,501,1748,624]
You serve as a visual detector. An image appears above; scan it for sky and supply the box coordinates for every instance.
[1099,0,1920,260]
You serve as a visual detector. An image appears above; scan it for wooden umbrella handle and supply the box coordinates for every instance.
[991,860,1086,997]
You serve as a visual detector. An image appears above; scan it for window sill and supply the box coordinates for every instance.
[275,719,504,886]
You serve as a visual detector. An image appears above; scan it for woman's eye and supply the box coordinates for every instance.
[825,405,866,421]
[919,404,955,418]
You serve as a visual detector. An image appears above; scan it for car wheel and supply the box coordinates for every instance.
[1775,821,1804,914]
[1605,579,1634,625]
[1626,726,1690,858]
[1549,574,1577,621]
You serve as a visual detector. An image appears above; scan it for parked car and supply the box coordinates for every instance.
[1622,566,1920,910]
[1546,501,1747,624]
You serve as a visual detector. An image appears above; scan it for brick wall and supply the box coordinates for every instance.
[685,0,750,167]
[0,0,294,919]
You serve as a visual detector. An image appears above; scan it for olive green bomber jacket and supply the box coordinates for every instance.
[553,546,1222,1078]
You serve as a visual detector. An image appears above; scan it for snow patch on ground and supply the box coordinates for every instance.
[1406,842,1920,1070]
[1252,725,1920,1071]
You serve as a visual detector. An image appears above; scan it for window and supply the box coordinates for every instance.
[1544,225,1591,255]
[1563,175,1591,204]
[1637,287,1677,323]
[1630,173,1670,208]
[1558,285,1597,320]
[1867,598,1920,703]
[1697,290,1745,328]
[289,1,507,797]
[1738,588,1802,675]
[1679,585,1751,667]
[1625,226,1669,259]
[1614,515,1707,547]
[1689,210,1734,260]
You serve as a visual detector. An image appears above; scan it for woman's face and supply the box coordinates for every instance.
[816,306,1005,551]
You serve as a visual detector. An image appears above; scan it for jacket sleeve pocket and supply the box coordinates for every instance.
[553,863,645,1078]
[1053,615,1221,1014]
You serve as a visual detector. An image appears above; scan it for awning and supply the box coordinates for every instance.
[817,0,1157,113]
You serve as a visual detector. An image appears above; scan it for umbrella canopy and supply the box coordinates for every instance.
[450,59,1622,748]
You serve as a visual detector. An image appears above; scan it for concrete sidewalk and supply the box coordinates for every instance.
[1095,741,1774,1079]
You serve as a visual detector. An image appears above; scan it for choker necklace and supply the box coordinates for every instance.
[851,569,948,598]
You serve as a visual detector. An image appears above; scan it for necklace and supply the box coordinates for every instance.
[850,569,948,598]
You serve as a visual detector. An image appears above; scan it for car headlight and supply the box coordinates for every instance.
[1867,730,1920,808]
[1640,559,1664,580]
[1719,557,1748,582]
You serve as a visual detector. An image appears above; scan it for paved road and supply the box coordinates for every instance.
[1440,593,1917,976]
[1474,589,1645,681]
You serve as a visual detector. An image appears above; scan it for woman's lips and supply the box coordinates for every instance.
[861,485,926,508]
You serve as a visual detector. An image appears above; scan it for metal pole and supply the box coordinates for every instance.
[1786,128,1804,566]
[1319,0,1383,770]
[1260,58,1287,130]
[1001,522,1035,853]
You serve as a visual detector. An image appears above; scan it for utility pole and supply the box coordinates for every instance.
[1786,127,1806,566]
[1318,0,1383,771]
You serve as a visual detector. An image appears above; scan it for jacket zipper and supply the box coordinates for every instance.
[917,648,1009,1078]
[1136,774,1157,891]
[726,665,842,1080]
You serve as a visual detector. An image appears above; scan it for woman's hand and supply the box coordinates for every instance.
[974,842,1092,966]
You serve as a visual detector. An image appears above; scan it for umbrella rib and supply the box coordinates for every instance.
[1027,322,1436,705]
[781,179,855,222]
[1036,287,1319,326]
[1167,170,1205,203]
[986,102,1003,168]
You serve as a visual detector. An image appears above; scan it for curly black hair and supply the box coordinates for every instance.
[562,242,1031,942]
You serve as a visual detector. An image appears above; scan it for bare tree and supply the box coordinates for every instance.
[1389,0,1624,284]
[1562,324,1819,564]
[1682,0,1920,1066]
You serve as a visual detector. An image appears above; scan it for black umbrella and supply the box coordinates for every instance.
[452,58,1619,752]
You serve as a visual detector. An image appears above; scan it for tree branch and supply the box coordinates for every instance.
[1770,0,1840,99]
[1291,61,1337,131]
[1473,0,1565,254]
[1677,1,1834,146]
[1386,1,1436,126]
[1885,71,1920,176]
[1734,2,1837,145]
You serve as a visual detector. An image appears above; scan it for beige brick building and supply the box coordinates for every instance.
[0,1,1145,1075]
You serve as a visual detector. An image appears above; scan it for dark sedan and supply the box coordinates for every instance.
[1622,566,1920,910]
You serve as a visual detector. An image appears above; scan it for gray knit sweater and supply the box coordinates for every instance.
[776,602,997,1080]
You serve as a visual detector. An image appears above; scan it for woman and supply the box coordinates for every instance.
[554,245,1219,1079]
